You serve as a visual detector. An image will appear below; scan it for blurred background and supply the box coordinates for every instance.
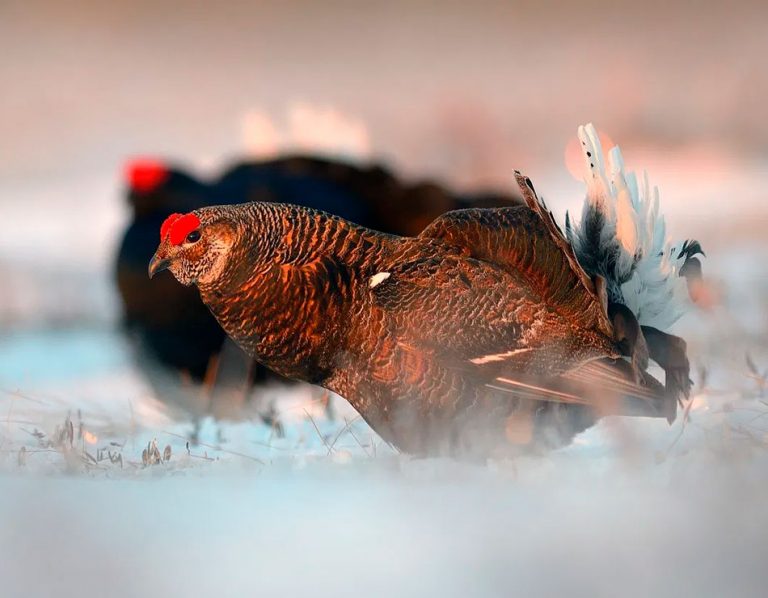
[2,0,767,327]
[2,2,768,596]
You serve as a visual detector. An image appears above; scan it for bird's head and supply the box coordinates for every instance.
[148,210,237,286]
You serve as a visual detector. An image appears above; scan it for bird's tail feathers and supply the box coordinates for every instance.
[566,123,704,331]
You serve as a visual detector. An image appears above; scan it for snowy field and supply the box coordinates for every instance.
[2,191,768,596]
[3,336,768,598]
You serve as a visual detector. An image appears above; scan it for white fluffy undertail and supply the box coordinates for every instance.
[566,123,699,330]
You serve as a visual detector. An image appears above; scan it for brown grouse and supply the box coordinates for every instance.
[148,132,702,457]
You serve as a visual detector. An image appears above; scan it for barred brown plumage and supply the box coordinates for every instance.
[149,177,682,457]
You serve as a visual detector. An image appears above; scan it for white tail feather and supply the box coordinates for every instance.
[570,123,698,330]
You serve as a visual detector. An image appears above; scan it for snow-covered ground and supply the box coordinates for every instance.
[1,228,768,595]
[1,147,767,595]
[1,98,767,596]
[3,458,768,597]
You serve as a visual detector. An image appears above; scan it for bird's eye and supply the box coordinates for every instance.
[186,230,201,243]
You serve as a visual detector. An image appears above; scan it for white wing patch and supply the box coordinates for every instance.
[369,272,391,288]
[470,347,533,365]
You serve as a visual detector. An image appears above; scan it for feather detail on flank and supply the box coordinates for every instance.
[565,123,704,330]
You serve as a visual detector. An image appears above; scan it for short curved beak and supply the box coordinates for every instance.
[148,252,171,279]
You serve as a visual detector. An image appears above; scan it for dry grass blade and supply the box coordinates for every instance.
[303,408,332,453]
[20,427,50,448]
[141,439,163,466]
[698,365,708,392]
[663,397,697,458]
[682,396,695,425]
[53,414,75,450]
[259,403,285,438]
[109,451,123,468]
[0,388,48,405]
[746,353,759,377]
[344,419,371,458]
[326,415,361,455]
[161,430,265,464]
[745,353,767,396]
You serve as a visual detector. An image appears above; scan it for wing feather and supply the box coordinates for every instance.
[419,176,613,338]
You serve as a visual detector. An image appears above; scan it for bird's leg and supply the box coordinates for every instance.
[608,302,649,383]
[641,326,692,403]
[239,359,257,407]
[202,352,221,415]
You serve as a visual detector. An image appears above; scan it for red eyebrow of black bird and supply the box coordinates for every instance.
[160,213,200,245]
[126,158,168,193]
